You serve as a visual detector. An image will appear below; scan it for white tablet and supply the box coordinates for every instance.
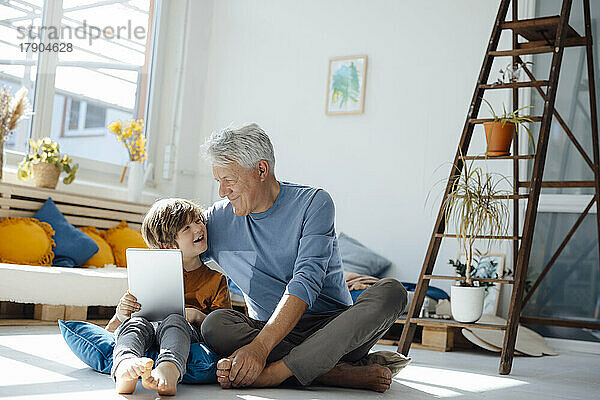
[126,248,185,322]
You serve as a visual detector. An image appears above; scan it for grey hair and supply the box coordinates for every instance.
[200,123,276,172]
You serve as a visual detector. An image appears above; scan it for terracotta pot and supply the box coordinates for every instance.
[32,162,60,189]
[483,121,515,156]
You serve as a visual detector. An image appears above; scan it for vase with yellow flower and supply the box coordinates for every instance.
[108,118,149,202]
[1,86,32,181]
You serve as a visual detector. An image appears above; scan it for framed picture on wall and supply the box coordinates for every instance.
[458,252,506,316]
[326,55,367,115]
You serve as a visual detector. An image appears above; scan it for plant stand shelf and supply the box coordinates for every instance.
[379,318,477,352]
[397,0,600,376]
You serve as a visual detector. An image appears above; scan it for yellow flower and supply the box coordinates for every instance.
[108,118,147,162]
[108,120,122,134]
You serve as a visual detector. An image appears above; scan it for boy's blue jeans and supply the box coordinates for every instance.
[111,313,200,381]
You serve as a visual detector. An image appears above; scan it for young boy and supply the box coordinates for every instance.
[105,198,231,396]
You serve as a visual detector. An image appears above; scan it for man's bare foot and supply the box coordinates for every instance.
[252,360,293,387]
[315,363,393,392]
[216,358,233,389]
[114,357,153,394]
[216,358,292,388]
[142,360,180,395]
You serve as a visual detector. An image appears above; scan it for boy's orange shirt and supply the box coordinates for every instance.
[184,264,232,313]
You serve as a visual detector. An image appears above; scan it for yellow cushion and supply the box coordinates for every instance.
[101,221,147,267]
[79,227,115,267]
[0,217,55,266]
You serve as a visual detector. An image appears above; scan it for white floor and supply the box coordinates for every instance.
[0,325,597,400]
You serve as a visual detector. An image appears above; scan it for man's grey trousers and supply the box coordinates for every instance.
[201,278,407,386]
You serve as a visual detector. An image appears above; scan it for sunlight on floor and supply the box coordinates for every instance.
[393,365,529,397]
[0,355,77,386]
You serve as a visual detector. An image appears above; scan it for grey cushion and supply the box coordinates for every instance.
[337,232,392,277]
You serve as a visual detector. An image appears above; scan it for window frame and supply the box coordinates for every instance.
[3,0,161,187]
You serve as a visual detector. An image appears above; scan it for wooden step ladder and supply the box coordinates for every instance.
[397,0,600,375]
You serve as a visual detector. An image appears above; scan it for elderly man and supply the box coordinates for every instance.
[199,124,408,392]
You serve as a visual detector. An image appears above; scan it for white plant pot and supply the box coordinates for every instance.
[451,285,485,323]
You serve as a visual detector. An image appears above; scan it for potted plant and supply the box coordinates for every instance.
[449,250,510,315]
[443,157,511,322]
[17,137,78,189]
[1,86,32,181]
[481,98,535,157]
[449,251,504,290]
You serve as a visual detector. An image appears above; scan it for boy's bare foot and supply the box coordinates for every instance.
[216,358,233,388]
[315,363,393,393]
[114,357,154,394]
[142,360,181,395]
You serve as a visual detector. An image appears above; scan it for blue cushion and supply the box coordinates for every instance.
[400,282,450,301]
[350,289,365,303]
[33,198,99,267]
[227,277,244,297]
[58,319,115,373]
[58,320,219,384]
[349,283,449,304]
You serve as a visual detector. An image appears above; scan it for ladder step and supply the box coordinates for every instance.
[435,234,521,240]
[517,36,588,50]
[397,317,507,331]
[424,275,515,284]
[518,180,597,188]
[469,117,543,124]
[496,195,529,199]
[501,16,582,42]
[489,37,587,57]
[490,47,556,56]
[463,155,535,160]
[449,194,528,200]
[479,81,549,90]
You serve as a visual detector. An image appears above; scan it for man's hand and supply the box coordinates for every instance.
[221,294,306,387]
[228,340,269,387]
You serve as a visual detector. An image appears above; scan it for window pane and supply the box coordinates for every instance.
[68,99,80,130]
[84,102,106,128]
[530,0,599,195]
[50,0,155,164]
[0,0,44,153]
[523,212,600,342]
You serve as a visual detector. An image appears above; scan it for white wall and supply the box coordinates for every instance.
[181,0,521,292]
[145,0,215,202]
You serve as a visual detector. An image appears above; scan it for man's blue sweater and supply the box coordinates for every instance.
[202,181,352,321]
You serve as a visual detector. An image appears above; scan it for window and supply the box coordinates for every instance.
[1,0,159,166]
[0,0,43,153]
[62,98,107,136]
[522,0,600,342]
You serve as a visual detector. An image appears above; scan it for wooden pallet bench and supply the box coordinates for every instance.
[0,182,149,324]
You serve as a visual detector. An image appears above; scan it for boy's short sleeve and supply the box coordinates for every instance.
[211,274,232,311]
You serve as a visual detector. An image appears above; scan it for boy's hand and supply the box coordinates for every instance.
[185,307,206,325]
[116,291,141,321]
